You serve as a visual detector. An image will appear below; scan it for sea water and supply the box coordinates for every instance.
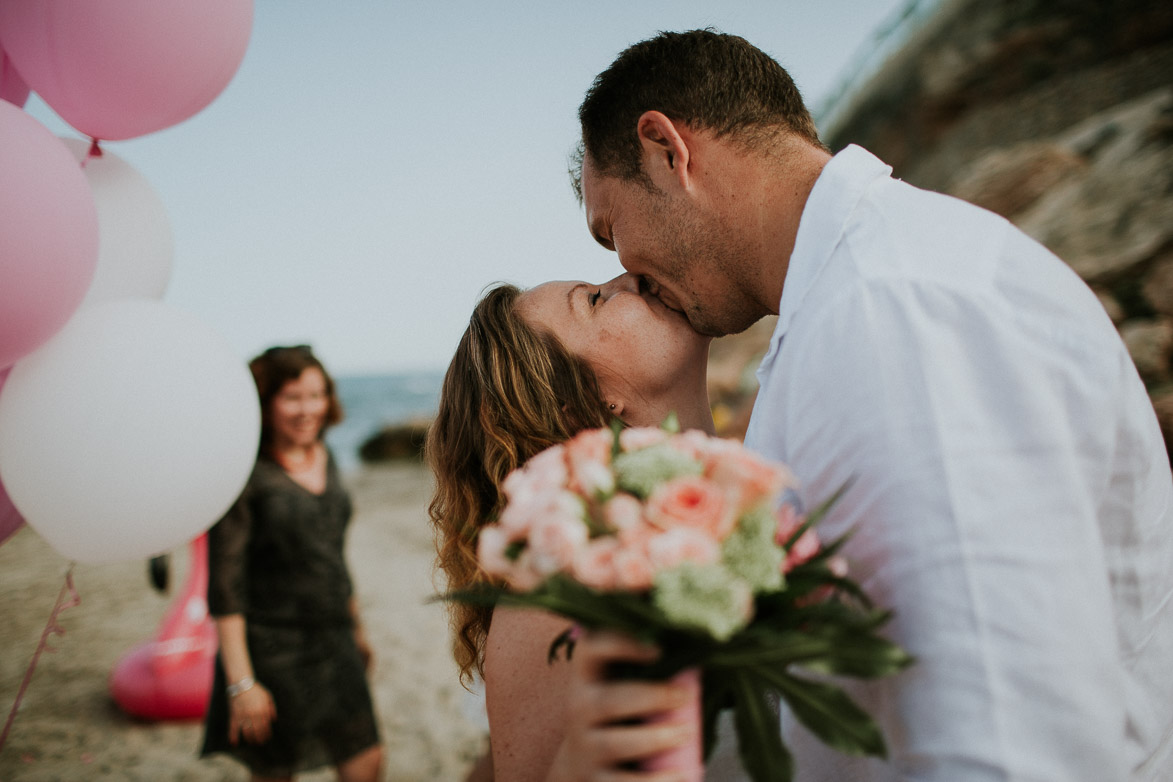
[325,370,444,473]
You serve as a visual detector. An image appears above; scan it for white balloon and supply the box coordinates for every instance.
[61,138,174,303]
[0,300,260,563]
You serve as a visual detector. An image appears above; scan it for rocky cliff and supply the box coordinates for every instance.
[709,0,1173,460]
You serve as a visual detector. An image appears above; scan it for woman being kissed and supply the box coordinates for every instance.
[428,274,742,781]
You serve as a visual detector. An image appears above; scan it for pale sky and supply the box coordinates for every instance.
[25,0,914,375]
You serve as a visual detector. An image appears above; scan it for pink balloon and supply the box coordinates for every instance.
[0,47,30,107]
[0,368,25,547]
[0,0,253,141]
[0,101,98,369]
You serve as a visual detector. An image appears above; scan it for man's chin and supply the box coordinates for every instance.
[687,310,759,339]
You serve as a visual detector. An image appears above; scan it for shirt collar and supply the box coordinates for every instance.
[762,144,892,360]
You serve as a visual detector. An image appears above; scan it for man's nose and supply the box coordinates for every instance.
[599,272,640,300]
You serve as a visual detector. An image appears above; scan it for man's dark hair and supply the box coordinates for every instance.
[572,29,825,201]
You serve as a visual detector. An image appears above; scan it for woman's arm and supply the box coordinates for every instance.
[463,748,494,782]
[483,607,573,780]
[484,607,695,782]
[214,614,277,746]
[349,596,373,671]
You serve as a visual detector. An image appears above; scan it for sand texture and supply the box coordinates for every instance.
[0,463,487,781]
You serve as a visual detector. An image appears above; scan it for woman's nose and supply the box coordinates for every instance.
[599,272,640,300]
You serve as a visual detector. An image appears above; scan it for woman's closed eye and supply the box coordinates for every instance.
[589,289,601,307]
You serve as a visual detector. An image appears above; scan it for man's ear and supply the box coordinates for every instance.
[636,110,691,191]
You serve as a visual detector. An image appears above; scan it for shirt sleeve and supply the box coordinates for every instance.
[772,278,1130,781]
[206,477,254,617]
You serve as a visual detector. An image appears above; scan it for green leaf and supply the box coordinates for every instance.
[706,632,835,669]
[479,576,685,648]
[731,669,793,782]
[515,590,653,636]
[764,670,888,758]
[803,479,854,526]
[609,416,624,458]
[700,671,733,761]
[798,632,914,679]
[718,617,912,680]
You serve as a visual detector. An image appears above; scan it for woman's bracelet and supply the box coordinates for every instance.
[226,676,255,698]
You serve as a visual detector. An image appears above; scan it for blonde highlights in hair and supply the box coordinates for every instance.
[426,284,610,685]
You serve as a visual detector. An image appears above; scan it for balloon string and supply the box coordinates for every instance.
[0,565,81,753]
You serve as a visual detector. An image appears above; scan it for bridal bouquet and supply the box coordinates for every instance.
[457,420,911,781]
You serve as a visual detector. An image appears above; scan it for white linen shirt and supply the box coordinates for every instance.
[744,145,1173,781]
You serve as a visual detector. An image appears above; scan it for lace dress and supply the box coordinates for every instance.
[199,451,379,776]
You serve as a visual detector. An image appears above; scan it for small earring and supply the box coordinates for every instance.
[608,403,616,411]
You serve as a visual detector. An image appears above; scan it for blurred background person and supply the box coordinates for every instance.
[200,345,383,782]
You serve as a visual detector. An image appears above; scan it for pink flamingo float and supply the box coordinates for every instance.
[109,533,218,720]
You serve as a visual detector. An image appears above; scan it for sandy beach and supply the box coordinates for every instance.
[0,462,487,781]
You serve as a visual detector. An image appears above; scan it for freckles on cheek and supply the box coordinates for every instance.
[592,330,624,355]
[585,330,627,371]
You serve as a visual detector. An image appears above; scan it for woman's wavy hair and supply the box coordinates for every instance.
[426,283,610,685]
[249,344,343,459]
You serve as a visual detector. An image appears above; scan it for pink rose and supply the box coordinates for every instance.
[566,428,615,496]
[505,551,544,592]
[566,428,612,463]
[572,537,619,591]
[613,543,656,591]
[616,520,655,549]
[572,460,614,498]
[705,443,795,513]
[502,444,568,502]
[501,465,531,503]
[672,429,714,460]
[501,446,569,509]
[527,505,589,576]
[500,451,568,538]
[646,476,735,540]
[603,493,644,534]
[527,443,570,485]
[497,488,540,538]
[647,527,720,570]
[499,475,584,539]
[477,525,514,578]
[619,426,668,452]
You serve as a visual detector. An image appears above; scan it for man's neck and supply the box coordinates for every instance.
[754,140,833,315]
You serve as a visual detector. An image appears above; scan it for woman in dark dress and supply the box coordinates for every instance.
[201,345,382,782]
